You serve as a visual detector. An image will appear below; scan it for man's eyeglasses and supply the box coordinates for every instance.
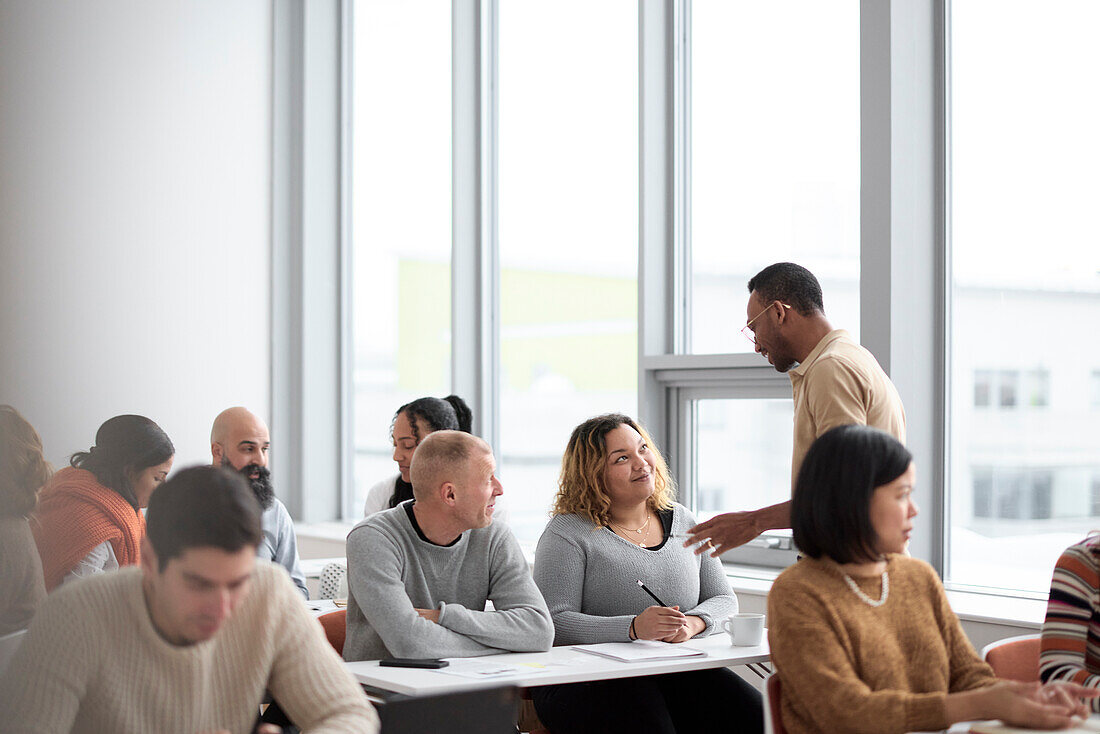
[741,301,791,344]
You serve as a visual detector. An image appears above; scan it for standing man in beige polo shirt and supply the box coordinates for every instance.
[685,262,906,556]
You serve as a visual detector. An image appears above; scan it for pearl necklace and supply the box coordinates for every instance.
[842,569,889,608]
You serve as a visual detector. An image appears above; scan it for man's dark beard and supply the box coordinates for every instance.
[223,458,275,509]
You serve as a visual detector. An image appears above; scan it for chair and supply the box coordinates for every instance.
[981,633,1041,682]
[764,673,786,734]
[318,610,346,656]
[517,688,550,734]
[0,628,28,676]
[318,561,348,600]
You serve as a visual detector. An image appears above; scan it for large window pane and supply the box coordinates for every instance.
[689,396,797,566]
[350,0,452,517]
[694,398,794,518]
[498,1,638,546]
[690,1,860,354]
[948,0,1100,593]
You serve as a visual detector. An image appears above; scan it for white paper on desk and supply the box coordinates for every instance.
[572,641,706,663]
[434,659,553,680]
[306,600,339,613]
[968,719,1100,734]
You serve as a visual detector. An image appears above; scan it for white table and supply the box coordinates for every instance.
[944,717,1100,733]
[344,633,769,696]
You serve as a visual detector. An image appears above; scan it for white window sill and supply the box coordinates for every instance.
[296,520,358,542]
[943,588,1045,629]
[724,564,1046,630]
[296,526,1048,631]
[725,565,781,596]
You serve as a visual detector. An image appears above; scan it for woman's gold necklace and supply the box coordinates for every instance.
[610,512,654,548]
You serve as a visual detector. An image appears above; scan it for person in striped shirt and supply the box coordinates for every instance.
[1041,535,1100,710]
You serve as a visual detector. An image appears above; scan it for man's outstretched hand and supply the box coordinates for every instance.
[684,501,791,557]
[683,512,762,557]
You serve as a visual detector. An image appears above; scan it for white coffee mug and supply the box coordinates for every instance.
[720,613,765,646]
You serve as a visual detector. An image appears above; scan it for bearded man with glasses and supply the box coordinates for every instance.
[684,262,907,557]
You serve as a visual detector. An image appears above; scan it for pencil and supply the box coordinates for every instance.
[636,579,669,607]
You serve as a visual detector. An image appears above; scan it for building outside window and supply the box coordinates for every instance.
[948,0,1100,594]
[973,369,1050,410]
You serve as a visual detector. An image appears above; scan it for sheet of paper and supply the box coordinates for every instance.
[305,599,340,618]
[572,640,707,662]
[433,658,553,680]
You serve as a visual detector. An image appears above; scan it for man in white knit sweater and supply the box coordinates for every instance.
[0,465,377,734]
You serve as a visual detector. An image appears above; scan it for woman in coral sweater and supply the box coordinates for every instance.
[33,414,173,590]
[768,425,1093,734]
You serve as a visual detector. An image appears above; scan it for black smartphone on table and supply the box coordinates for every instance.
[379,658,449,669]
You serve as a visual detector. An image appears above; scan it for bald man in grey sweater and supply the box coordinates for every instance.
[343,431,553,661]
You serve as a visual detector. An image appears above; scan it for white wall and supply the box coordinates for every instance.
[0,0,273,469]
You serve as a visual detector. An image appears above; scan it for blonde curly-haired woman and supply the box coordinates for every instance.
[530,413,763,734]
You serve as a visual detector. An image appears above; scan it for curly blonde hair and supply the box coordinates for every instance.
[0,405,52,518]
[551,414,675,527]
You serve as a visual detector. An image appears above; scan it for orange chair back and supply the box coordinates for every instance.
[318,610,347,656]
[983,635,1041,682]
[766,674,787,734]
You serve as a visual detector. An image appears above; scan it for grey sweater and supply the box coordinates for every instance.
[532,503,737,645]
[343,502,553,661]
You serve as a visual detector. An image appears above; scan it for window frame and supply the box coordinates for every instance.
[284,0,965,586]
[638,0,947,572]
[335,0,643,533]
[668,381,800,568]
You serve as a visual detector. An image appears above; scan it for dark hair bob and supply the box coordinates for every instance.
[791,424,912,563]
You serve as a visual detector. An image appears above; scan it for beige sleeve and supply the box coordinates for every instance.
[265,572,380,734]
[804,357,871,436]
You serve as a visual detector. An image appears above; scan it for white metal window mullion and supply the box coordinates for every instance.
[338,0,355,520]
[674,0,691,356]
[860,0,947,572]
[452,0,500,452]
[638,0,679,447]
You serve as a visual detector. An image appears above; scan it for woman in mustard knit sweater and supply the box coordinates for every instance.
[767,425,1094,734]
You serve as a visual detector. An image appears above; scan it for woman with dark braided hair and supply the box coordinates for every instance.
[32,414,173,590]
[362,395,474,516]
